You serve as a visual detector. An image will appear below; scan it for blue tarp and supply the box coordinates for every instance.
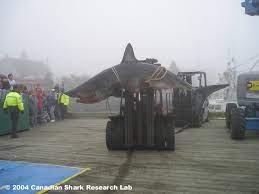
[0,160,85,194]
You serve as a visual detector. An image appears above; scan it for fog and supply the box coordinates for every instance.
[1,0,259,83]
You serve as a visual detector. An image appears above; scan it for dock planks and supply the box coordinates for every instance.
[0,118,259,194]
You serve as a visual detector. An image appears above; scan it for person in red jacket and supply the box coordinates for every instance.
[35,84,43,115]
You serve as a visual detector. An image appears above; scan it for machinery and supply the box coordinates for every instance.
[106,88,175,150]
[173,71,209,127]
[242,0,259,16]
[67,43,191,151]
[225,72,259,139]
[67,44,227,150]
[173,71,228,127]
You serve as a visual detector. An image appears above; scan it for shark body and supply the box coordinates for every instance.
[66,43,192,103]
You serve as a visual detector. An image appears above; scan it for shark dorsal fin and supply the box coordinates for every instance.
[121,43,138,63]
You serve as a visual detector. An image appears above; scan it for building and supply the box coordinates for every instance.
[0,56,54,89]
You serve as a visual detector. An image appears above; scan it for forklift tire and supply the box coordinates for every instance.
[193,114,202,128]
[225,103,237,129]
[165,129,175,150]
[230,108,245,140]
[106,121,125,150]
[106,121,113,150]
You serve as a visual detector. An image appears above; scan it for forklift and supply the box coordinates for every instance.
[173,71,209,127]
[225,72,259,139]
[106,88,175,150]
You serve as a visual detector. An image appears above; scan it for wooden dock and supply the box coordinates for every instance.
[0,118,259,194]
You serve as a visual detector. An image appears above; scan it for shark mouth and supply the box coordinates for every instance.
[76,96,104,104]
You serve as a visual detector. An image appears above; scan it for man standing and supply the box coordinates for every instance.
[58,90,70,120]
[7,73,16,91]
[3,85,24,138]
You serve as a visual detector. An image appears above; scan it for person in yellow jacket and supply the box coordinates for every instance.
[3,85,24,138]
[58,91,70,120]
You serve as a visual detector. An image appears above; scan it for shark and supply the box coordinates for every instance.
[66,43,193,103]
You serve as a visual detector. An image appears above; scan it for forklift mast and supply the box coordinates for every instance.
[177,71,207,87]
[106,88,175,150]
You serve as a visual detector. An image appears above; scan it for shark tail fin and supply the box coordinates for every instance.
[195,84,229,98]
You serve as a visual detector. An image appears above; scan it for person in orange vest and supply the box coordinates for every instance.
[3,85,24,138]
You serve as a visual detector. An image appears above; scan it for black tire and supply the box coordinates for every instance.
[106,120,124,150]
[165,128,175,150]
[106,121,113,150]
[225,103,237,129]
[230,108,245,140]
[193,113,202,128]
[205,117,209,122]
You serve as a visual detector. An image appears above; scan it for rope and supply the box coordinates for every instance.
[145,66,168,83]
[249,58,259,72]
[111,66,121,83]
[174,122,191,134]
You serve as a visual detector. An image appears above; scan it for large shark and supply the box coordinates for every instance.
[66,43,192,103]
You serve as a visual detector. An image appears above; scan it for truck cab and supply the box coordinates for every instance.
[225,72,259,139]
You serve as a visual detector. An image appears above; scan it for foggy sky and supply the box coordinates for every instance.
[1,0,259,83]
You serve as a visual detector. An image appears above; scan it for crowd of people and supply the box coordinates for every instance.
[0,73,70,138]
[27,84,70,126]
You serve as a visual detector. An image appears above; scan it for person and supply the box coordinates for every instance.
[21,85,28,94]
[0,81,5,102]
[60,81,65,92]
[28,90,38,127]
[7,73,16,91]
[40,92,50,123]
[58,90,70,120]
[54,88,61,120]
[3,85,24,138]
[2,77,10,90]
[35,84,43,116]
[0,76,9,101]
[47,89,57,122]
